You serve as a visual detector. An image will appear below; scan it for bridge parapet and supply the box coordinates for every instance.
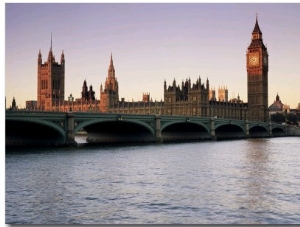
[5,110,66,118]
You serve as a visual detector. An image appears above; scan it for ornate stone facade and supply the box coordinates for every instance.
[163,77,209,116]
[37,36,65,110]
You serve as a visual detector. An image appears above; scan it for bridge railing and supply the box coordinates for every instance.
[5,110,67,116]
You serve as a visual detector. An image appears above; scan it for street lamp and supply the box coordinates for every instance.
[68,93,74,112]
[58,90,61,111]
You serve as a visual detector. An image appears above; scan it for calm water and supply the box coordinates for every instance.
[5,137,300,224]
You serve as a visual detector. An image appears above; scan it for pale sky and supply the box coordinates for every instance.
[4,3,300,109]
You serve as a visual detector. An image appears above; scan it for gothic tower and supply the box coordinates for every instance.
[37,34,65,110]
[218,86,228,102]
[81,80,88,101]
[100,54,119,112]
[247,16,269,122]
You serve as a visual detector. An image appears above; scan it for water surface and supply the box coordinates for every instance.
[5,137,300,224]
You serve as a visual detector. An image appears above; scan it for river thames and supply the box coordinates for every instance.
[5,137,300,224]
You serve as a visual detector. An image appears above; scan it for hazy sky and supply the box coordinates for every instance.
[4,3,300,109]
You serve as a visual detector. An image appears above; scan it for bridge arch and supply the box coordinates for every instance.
[272,126,286,137]
[75,118,155,143]
[75,118,155,135]
[249,125,269,138]
[6,118,66,146]
[161,121,210,142]
[215,123,246,139]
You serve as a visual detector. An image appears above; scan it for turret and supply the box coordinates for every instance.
[81,80,88,100]
[173,78,176,91]
[38,50,42,64]
[60,50,65,64]
[276,93,280,102]
[12,97,17,110]
[89,84,95,100]
[206,77,209,90]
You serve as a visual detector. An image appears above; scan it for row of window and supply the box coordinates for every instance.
[41,80,61,90]
[167,96,208,102]
[41,80,48,89]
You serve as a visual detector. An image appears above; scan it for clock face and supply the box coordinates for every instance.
[249,54,259,66]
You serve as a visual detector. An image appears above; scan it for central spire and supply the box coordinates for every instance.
[108,53,115,78]
[47,33,54,61]
[252,14,262,36]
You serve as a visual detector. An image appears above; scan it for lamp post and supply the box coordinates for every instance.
[68,93,74,112]
[58,90,60,112]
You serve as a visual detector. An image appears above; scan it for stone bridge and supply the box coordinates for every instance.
[6,111,290,147]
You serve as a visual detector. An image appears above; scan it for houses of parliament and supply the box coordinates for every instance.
[34,17,269,122]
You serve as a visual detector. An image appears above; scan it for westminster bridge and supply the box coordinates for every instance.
[6,110,298,147]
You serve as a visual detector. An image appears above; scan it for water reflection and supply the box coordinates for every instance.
[242,139,274,224]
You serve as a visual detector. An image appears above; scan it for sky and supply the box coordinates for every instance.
[4,3,300,109]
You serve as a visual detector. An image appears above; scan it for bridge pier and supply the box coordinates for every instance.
[269,122,273,137]
[155,115,162,142]
[245,120,249,137]
[66,112,77,146]
[210,117,216,140]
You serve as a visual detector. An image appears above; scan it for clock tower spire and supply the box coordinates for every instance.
[246,15,269,122]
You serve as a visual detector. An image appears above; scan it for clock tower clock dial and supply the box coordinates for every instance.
[248,54,259,66]
[246,16,269,122]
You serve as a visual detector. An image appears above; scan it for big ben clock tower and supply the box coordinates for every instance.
[247,16,269,122]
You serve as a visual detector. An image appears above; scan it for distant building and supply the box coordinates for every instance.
[218,86,228,102]
[269,93,290,114]
[143,93,150,103]
[12,97,17,110]
[26,100,37,110]
[7,97,18,110]
[268,93,298,125]
[81,80,95,102]
[209,88,216,101]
